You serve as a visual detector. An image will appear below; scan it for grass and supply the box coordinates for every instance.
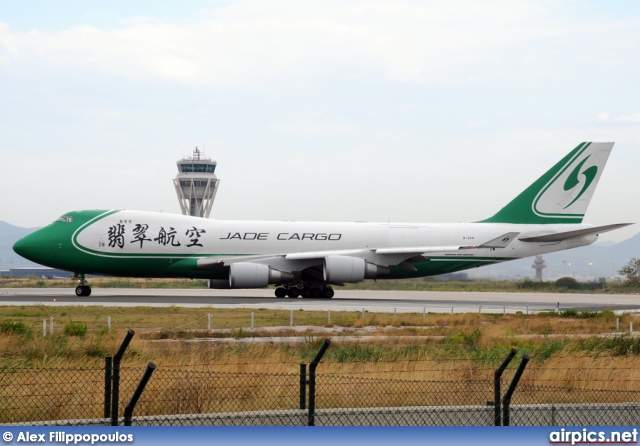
[0,320,31,335]
[4,305,640,422]
[0,305,638,366]
[63,320,88,337]
[2,305,640,398]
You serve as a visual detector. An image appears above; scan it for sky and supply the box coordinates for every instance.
[1,0,639,243]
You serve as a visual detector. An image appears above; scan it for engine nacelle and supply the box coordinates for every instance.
[229,263,294,288]
[323,256,389,284]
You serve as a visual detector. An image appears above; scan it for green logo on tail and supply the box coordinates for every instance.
[563,156,598,209]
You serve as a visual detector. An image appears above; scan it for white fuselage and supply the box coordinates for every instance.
[76,210,596,261]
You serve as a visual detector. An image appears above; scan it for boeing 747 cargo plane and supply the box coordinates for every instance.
[13,142,631,298]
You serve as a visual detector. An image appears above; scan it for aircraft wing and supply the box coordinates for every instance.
[196,232,520,272]
[518,223,632,243]
[375,232,520,255]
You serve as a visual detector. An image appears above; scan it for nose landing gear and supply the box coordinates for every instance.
[74,273,92,297]
[75,285,91,297]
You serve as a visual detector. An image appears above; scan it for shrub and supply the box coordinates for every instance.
[555,277,580,290]
[63,320,87,337]
[560,308,578,317]
[518,279,549,290]
[445,328,482,348]
[0,320,30,334]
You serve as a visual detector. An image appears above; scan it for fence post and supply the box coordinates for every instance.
[308,339,331,426]
[124,362,156,426]
[111,329,135,426]
[208,313,211,330]
[251,312,254,329]
[299,363,307,410]
[104,356,113,419]
[290,309,293,327]
[43,320,46,337]
[502,355,530,426]
[108,316,111,332]
[493,349,517,426]
[49,316,53,335]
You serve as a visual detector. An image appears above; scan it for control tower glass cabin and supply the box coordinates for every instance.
[173,148,220,218]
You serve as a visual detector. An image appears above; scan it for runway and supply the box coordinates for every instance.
[1,288,640,314]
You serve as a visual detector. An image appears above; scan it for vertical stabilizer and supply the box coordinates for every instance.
[481,142,614,224]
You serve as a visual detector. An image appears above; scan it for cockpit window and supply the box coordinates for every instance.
[56,216,73,223]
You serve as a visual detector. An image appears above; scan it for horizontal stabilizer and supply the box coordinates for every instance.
[519,223,632,243]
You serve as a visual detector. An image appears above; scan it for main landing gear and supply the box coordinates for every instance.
[74,274,92,297]
[274,284,334,299]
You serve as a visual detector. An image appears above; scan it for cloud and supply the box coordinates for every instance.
[0,0,639,89]
[596,112,640,122]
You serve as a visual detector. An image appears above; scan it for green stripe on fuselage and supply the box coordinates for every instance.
[389,257,510,279]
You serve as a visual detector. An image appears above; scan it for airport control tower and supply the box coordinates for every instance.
[173,148,220,218]
[532,255,546,281]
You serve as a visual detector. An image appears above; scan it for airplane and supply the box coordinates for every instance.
[13,142,631,299]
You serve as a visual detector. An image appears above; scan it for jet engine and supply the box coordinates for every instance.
[323,256,389,283]
[227,262,294,288]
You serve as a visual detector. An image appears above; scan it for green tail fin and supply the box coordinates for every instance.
[481,142,614,224]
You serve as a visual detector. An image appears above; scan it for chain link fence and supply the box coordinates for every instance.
[3,363,640,426]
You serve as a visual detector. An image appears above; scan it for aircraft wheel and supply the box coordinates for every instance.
[301,288,312,298]
[323,287,335,299]
[288,288,300,298]
[75,285,91,297]
[275,288,287,298]
[312,288,322,298]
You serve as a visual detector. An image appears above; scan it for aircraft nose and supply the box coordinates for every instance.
[13,230,48,263]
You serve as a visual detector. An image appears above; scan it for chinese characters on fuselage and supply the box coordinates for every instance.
[107,224,205,249]
[106,225,343,249]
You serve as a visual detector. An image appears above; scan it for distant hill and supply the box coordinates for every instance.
[0,221,41,268]
[468,233,640,281]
